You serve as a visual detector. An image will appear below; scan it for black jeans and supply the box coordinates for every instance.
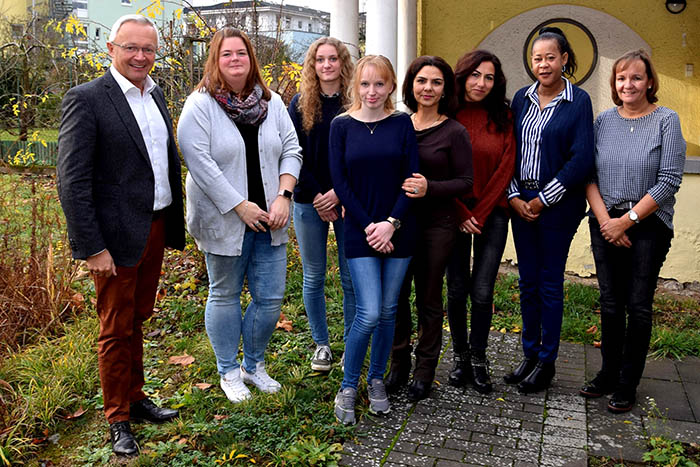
[590,211,672,391]
[446,208,509,356]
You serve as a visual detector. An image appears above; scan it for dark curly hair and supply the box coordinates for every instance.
[454,49,512,133]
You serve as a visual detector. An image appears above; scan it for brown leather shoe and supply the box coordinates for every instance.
[130,398,179,424]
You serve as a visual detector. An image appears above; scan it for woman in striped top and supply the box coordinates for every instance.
[503,27,594,394]
[579,49,685,413]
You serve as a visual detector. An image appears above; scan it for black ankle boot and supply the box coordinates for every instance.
[503,357,537,385]
[448,351,472,387]
[518,361,555,394]
[470,354,492,394]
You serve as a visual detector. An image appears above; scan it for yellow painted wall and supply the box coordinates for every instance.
[419,0,700,282]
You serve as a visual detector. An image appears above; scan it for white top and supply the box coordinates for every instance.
[109,65,172,211]
[177,88,302,256]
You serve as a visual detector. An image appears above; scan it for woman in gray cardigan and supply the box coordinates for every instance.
[177,28,302,404]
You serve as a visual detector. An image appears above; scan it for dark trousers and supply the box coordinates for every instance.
[511,192,582,363]
[446,208,509,355]
[391,219,457,382]
[590,212,672,390]
[93,217,165,423]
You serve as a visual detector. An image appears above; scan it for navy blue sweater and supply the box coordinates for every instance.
[511,83,594,206]
[288,93,344,204]
[329,112,419,258]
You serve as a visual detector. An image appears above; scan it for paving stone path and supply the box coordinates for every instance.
[340,332,700,466]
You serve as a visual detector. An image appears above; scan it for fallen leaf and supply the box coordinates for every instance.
[169,354,195,366]
[156,287,167,301]
[195,382,213,390]
[623,420,633,424]
[593,341,601,348]
[31,437,48,445]
[496,397,505,402]
[276,316,293,332]
[178,438,187,445]
[593,309,601,314]
[586,325,598,334]
[511,326,521,333]
[90,297,97,306]
[214,414,229,421]
[146,329,161,338]
[499,327,506,334]
[62,407,86,420]
[71,292,85,308]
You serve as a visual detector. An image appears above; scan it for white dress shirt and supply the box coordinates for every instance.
[110,65,172,211]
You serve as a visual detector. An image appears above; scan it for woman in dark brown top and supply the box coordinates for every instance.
[386,55,473,401]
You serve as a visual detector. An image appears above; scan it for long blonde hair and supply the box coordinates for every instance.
[297,37,353,133]
[347,55,396,113]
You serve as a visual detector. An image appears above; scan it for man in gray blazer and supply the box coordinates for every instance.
[57,14,184,457]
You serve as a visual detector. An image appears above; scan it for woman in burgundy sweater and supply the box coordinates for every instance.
[446,50,515,394]
[386,56,473,401]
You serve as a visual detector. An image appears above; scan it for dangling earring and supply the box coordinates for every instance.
[440,94,445,99]
[562,65,566,73]
[648,86,652,89]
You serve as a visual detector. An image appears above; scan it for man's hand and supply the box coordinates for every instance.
[87,249,117,277]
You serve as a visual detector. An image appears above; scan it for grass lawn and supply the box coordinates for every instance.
[1,173,699,466]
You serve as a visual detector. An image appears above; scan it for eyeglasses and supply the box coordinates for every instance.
[111,42,156,56]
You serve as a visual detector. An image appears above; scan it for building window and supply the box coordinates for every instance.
[307,23,312,32]
[284,16,291,28]
[297,20,302,29]
[121,0,132,5]
[73,0,88,9]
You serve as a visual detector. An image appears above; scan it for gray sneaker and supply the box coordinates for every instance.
[311,345,332,372]
[334,387,357,425]
[368,378,391,415]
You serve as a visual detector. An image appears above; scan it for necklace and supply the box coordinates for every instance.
[411,113,443,131]
[363,121,380,135]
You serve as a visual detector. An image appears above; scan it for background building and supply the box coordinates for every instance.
[188,1,329,61]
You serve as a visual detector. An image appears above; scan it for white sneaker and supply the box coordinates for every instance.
[241,361,281,393]
[220,368,252,403]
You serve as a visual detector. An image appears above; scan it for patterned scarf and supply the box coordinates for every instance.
[213,84,268,126]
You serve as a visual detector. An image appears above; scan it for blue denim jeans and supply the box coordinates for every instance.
[342,256,411,390]
[590,212,672,390]
[204,231,287,376]
[446,207,509,355]
[293,202,356,345]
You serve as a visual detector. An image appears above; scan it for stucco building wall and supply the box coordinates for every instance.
[418,0,700,282]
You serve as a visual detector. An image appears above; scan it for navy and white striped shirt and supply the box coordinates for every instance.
[593,106,685,230]
[508,78,573,206]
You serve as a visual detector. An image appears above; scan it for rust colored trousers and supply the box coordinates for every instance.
[93,218,165,423]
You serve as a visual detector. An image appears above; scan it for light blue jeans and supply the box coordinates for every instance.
[204,231,287,376]
[342,256,412,390]
[293,202,356,345]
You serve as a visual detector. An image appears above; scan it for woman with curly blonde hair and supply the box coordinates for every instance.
[288,37,355,372]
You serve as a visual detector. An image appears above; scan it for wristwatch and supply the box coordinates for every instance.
[387,217,401,230]
[278,189,293,200]
[627,209,640,224]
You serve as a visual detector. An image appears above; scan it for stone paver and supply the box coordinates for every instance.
[339,331,699,466]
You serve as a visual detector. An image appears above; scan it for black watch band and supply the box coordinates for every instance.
[278,189,293,200]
